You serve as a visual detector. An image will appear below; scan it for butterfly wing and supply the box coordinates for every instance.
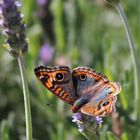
[34,66,78,105]
[72,67,121,115]
[80,96,117,117]
[72,67,109,98]
[72,67,121,100]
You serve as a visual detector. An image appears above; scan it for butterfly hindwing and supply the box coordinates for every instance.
[34,66,78,105]
[80,96,117,117]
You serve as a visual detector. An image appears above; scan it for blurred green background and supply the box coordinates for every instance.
[0,0,140,139]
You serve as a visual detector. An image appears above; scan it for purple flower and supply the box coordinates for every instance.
[72,112,103,133]
[95,116,103,125]
[72,112,84,132]
[39,43,54,65]
[89,115,103,125]
[0,0,27,57]
[78,125,85,133]
[72,112,82,122]
[37,0,48,6]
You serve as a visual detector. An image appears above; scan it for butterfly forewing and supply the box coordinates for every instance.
[72,67,109,97]
[34,66,78,105]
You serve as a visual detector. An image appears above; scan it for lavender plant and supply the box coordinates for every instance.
[72,112,103,140]
[0,0,32,139]
[106,0,139,119]
[39,43,54,65]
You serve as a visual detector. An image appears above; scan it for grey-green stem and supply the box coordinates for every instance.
[115,3,139,118]
[18,52,32,140]
[84,131,100,140]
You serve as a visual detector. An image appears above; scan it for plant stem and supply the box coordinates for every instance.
[115,3,139,118]
[88,133,99,140]
[18,52,32,140]
[51,0,65,51]
[84,130,100,140]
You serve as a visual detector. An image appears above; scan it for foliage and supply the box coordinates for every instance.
[0,0,140,139]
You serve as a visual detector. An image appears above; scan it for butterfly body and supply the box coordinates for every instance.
[34,66,121,117]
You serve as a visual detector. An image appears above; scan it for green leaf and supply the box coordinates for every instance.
[107,131,116,140]
[0,120,10,140]
[121,132,129,140]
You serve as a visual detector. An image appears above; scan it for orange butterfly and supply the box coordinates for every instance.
[34,66,121,117]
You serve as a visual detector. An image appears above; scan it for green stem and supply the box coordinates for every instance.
[115,3,139,118]
[18,53,32,140]
[51,0,65,51]
[95,131,100,140]
[88,133,99,140]
[84,130,100,140]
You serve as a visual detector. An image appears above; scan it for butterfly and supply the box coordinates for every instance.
[34,66,121,117]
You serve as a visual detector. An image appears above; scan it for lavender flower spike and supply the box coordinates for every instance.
[39,43,54,65]
[95,116,103,125]
[0,0,28,57]
[72,112,85,132]
[1,1,32,139]
[72,112,82,122]
[72,112,103,135]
